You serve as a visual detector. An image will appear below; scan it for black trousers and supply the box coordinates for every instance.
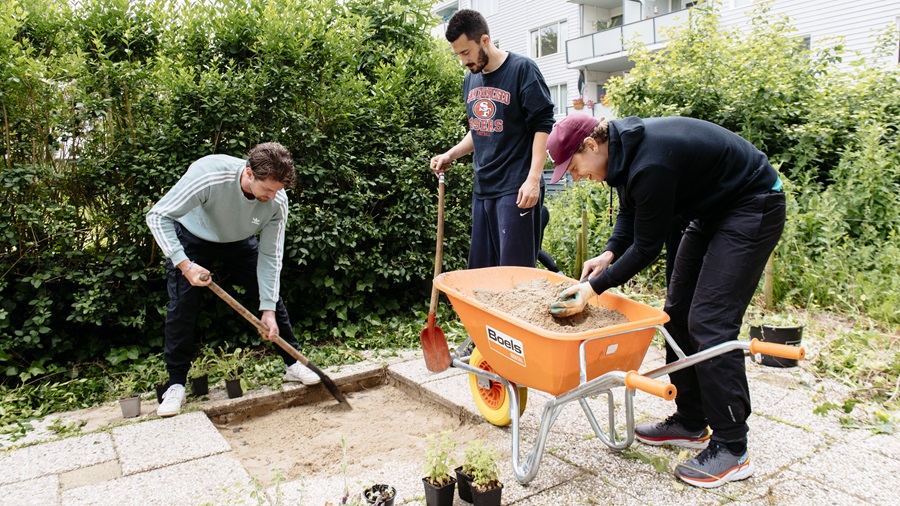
[164,223,299,385]
[664,191,785,442]
[468,189,544,269]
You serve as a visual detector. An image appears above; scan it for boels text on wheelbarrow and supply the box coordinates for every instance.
[432,266,805,484]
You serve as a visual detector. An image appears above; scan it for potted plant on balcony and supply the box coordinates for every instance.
[585,99,596,109]
[572,96,585,110]
[422,430,457,506]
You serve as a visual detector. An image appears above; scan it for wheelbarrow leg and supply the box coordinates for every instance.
[508,384,567,484]
[577,388,637,450]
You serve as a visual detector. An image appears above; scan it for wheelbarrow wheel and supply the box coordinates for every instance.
[468,347,527,426]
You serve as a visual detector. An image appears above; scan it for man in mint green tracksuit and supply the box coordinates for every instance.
[147,142,319,417]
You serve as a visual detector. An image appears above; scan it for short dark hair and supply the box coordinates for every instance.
[445,9,489,44]
[246,142,296,188]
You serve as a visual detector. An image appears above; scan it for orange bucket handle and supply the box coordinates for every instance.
[749,338,805,361]
[624,371,676,400]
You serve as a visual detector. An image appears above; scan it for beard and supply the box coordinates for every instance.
[467,47,490,74]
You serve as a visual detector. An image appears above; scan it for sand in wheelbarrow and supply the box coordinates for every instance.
[474,277,628,332]
[217,384,496,485]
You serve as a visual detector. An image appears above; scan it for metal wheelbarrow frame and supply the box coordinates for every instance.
[433,267,805,484]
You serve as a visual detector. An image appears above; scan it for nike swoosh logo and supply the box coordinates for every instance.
[519,211,531,217]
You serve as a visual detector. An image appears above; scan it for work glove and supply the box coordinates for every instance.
[549,282,596,317]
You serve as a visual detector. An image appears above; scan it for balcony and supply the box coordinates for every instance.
[566,9,689,71]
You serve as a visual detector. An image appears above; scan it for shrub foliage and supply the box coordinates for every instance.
[0,0,473,381]
[545,0,900,325]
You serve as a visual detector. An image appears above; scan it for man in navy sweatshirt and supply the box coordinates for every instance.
[147,142,319,417]
[430,9,555,269]
[547,115,785,488]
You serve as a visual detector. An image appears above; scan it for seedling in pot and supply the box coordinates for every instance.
[422,430,457,506]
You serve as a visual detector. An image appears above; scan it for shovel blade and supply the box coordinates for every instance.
[420,314,452,372]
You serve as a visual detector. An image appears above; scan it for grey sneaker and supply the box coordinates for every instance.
[635,415,711,449]
[157,384,185,418]
[284,361,321,385]
[675,441,754,488]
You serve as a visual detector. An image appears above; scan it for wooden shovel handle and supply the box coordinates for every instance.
[428,173,445,315]
[200,274,309,366]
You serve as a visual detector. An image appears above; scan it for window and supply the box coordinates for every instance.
[472,0,498,17]
[548,83,568,115]
[530,21,567,59]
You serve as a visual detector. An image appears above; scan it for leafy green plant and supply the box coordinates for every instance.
[423,429,456,487]
[461,439,501,491]
[115,371,142,399]
[213,347,249,381]
[188,347,215,380]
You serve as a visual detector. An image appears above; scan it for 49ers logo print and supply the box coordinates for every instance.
[474,99,496,119]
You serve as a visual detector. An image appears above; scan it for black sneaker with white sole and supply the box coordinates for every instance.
[635,414,711,449]
[674,440,754,488]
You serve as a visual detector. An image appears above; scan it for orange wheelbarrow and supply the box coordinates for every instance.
[433,267,805,484]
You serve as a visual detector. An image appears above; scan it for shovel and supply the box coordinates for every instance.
[420,172,453,372]
[200,273,351,408]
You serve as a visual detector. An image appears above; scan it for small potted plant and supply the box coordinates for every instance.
[363,483,396,506]
[572,96,585,109]
[214,347,248,398]
[188,347,214,396]
[585,99,596,109]
[465,440,503,506]
[422,430,457,506]
[145,365,169,404]
[116,372,142,419]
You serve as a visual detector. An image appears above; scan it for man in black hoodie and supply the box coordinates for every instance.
[546,114,785,488]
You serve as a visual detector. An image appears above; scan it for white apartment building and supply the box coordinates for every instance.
[432,0,900,121]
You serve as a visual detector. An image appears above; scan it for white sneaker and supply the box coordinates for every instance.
[157,384,185,417]
[284,361,321,385]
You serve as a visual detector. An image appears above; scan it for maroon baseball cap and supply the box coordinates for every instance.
[547,114,601,184]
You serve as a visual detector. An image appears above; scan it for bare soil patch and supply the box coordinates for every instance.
[474,277,627,332]
[217,384,495,485]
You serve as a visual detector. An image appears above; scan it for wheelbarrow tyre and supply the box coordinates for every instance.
[468,347,527,426]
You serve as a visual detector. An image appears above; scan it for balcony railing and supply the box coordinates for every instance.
[567,9,689,65]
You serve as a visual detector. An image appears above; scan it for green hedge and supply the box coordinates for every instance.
[0,0,474,380]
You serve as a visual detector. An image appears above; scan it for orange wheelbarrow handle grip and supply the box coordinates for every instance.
[625,371,677,400]
[749,338,806,361]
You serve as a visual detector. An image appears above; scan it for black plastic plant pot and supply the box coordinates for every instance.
[190,375,209,396]
[155,382,168,404]
[471,483,503,506]
[422,476,456,506]
[749,325,803,368]
[225,378,243,399]
[364,483,396,506]
[455,466,474,503]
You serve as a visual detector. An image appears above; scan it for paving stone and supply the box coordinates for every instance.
[61,454,255,506]
[111,411,231,475]
[0,475,58,506]
[0,432,115,485]
[789,440,900,505]
[59,460,121,491]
